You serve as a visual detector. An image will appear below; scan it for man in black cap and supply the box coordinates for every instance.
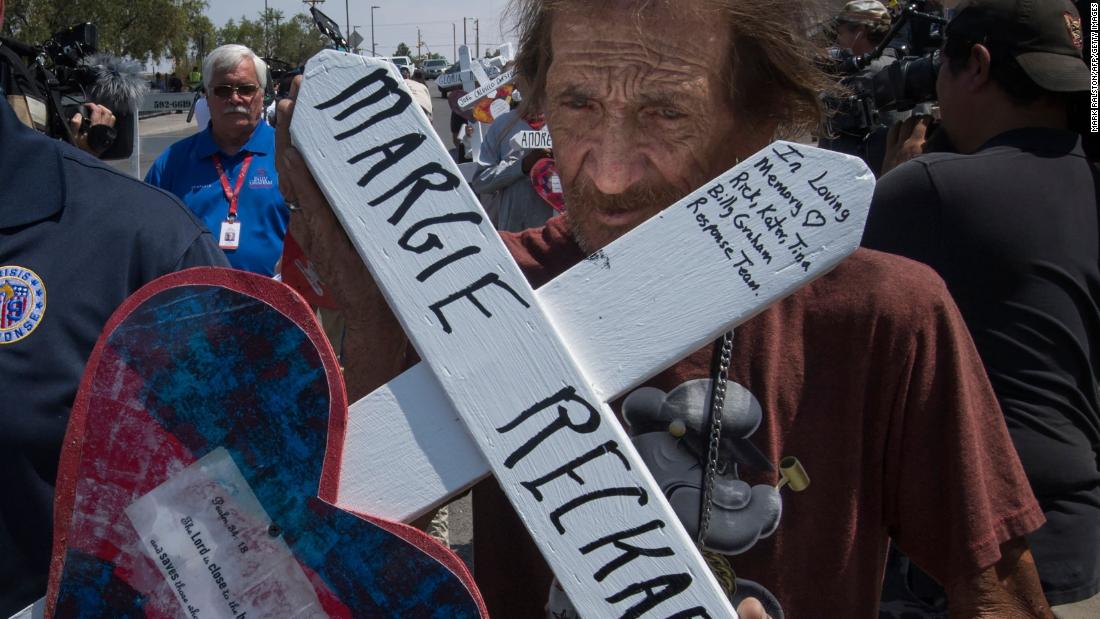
[865,0,1099,614]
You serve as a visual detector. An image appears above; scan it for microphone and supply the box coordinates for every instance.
[86,53,148,112]
[82,54,148,159]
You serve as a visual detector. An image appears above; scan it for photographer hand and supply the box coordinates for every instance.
[68,103,117,157]
[882,114,931,175]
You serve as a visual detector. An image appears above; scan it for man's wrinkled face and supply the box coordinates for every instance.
[208,58,263,136]
[545,4,767,252]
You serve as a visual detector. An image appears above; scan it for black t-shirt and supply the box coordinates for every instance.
[0,98,227,615]
[864,128,1100,604]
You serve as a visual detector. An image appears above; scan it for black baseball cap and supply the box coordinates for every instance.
[948,0,1089,92]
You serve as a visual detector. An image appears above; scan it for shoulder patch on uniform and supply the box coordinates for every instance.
[0,266,47,345]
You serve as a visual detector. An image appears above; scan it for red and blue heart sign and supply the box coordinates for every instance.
[47,268,486,618]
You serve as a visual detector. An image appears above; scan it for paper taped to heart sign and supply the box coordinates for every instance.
[46,268,485,618]
[530,157,565,212]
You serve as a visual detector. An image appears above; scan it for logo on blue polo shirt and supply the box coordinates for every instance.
[0,265,46,345]
[250,167,275,189]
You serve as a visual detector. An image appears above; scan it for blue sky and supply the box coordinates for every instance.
[207,0,516,62]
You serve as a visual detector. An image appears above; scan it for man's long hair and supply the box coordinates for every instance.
[507,0,835,139]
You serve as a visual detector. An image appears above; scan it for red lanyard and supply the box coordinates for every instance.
[212,153,253,220]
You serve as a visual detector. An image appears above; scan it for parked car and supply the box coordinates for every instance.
[422,58,449,79]
[378,55,414,73]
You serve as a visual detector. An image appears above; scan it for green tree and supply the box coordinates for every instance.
[394,42,411,58]
[1,0,37,39]
[217,15,266,53]
[217,11,326,66]
[2,0,210,65]
[270,13,327,65]
[168,12,213,79]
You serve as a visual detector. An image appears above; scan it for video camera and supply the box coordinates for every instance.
[0,22,144,159]
[824,1,947,134]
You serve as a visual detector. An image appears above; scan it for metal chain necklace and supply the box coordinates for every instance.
[698,329,734,547]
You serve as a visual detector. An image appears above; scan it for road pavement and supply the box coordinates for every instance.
[118,84,475,571]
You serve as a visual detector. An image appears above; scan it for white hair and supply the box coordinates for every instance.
[202,44,268,91]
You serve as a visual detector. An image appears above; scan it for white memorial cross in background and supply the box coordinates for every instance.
[457,68,517,111]
[292,51,873,618]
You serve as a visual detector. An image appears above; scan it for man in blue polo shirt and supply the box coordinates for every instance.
[146,44,289,277]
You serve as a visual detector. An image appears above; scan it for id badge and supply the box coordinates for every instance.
[219,220,241,250]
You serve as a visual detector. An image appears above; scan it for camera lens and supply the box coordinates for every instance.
[872,50,941,112]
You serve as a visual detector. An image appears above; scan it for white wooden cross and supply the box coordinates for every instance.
[446,44,500,160]
[457,68,517,111]
[291,51,873,618]
[459,45,490,161]
[435,45,489,91]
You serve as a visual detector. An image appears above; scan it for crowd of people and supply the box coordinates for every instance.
[1,0,1097,617]
[149,71,186,93]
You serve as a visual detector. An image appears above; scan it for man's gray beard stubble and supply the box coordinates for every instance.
[564,175,689,255]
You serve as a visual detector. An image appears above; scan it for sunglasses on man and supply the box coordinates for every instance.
[212,83,261,99]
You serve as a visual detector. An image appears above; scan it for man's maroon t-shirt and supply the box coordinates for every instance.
[471,215,1045,618]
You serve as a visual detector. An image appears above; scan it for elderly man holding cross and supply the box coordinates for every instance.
[275,0,1049,617]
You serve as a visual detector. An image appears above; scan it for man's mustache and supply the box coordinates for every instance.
[565,174,687,216]
[223,105,252,115]
[563,174,689,253]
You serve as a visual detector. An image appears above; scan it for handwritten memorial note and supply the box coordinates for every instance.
[682,144,853,296]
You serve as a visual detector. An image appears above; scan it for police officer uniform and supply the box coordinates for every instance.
[0,96,227,616]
